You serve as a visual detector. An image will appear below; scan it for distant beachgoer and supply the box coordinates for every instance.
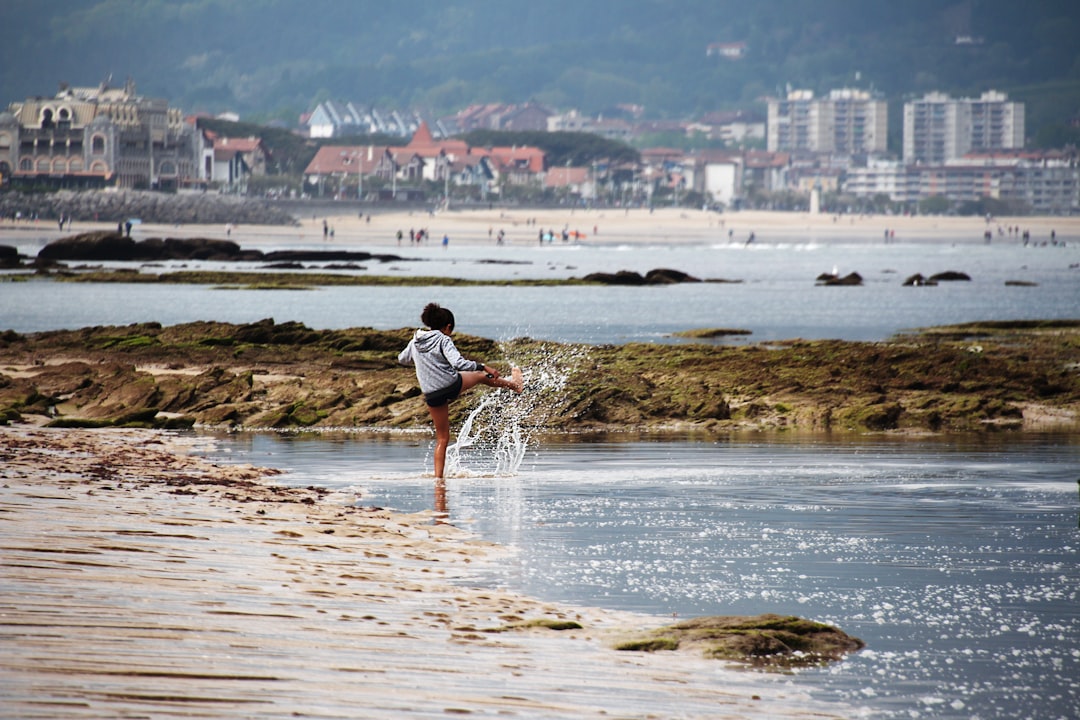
[398,303,523,480]
[442,234,449,248]
[322,219,328,239]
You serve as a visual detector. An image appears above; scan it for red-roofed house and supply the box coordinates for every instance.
[303,144,395,198]
[210,135,268,190]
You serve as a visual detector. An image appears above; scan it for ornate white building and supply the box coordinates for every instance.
[0,78,200,190]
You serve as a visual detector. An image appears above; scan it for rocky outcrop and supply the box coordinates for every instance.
[816,271,863,286]
[581,268,702,285]
[1,320,1076,433]
[0,189,297,226]
[37,232,255,262]
[902,271,971,285]
[902,273,937,286]
[0,245,24,268]
[613,614,865,668]
[36,232,405,264]
[928,270,971,282]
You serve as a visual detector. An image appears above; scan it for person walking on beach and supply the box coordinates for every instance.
[398,303,523,479]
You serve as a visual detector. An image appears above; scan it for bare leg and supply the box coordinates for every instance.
[460,368,523,394]
[434,478,447,520]
[428,403,451,479]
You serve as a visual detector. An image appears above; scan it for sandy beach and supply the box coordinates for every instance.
[4,206,1079,252]
[1,425,853,719]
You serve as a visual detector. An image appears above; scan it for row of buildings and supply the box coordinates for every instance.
[764,88,1078,213]
[2,80,1077,213]
[302,122,546,201]
[304,99,766,147]
[766,88,1025,165]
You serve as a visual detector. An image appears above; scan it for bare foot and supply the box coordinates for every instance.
[509,367,524,393]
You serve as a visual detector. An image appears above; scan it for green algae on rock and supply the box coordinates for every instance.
[614,614,865,669]
[0,319,1077,433]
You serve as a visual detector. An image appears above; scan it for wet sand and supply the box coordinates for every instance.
[1,426,847,719]
[4,206,1078,252]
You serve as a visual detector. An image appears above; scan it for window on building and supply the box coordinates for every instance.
[92,135,106,154]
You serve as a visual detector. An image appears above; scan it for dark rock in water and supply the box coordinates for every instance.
[38,232,139,261]
[582,268,702,285]
[902,273,938,286]
[928,270,971,282]
[1005,280,1038,287]
[0,245,22,268]
[264,250,371,263]
[817,272,863,286]
[262,250,406,264]
[38,233,247,262]
[37,236,412,265]
[263,262,305,270]
[583,270,647,285]
[147,237,245,261]
[645,268,701,284]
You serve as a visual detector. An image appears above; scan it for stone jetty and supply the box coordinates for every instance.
[0,189,297,226]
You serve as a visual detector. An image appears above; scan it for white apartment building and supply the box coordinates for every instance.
[843,153,1079,213]
[767,88,887,155]
[903,91,1024,165]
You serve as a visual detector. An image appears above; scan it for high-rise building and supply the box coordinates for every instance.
[767,89,887,155]
[902,91,1024,165]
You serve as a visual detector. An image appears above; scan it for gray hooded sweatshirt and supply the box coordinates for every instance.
[398,328,484,394]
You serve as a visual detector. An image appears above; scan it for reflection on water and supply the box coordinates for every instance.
[207,431,1079,720]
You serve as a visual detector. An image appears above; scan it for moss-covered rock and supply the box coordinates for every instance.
[614,613,865,669]
[0,320,1075,433]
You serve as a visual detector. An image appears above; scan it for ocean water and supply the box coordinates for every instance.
[2,233,1078,343]
[209,431,1080,720]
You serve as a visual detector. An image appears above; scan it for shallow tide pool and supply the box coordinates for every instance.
[209,431,1080,720]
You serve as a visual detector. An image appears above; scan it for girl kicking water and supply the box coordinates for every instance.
[398,302,523,479]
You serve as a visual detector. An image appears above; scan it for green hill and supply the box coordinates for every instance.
[2,0,1078,143]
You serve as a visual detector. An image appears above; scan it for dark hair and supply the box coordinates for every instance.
[421,302,454,331]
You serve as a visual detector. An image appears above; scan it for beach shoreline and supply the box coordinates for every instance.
[0,425,852,719]
[4,205,1079,253]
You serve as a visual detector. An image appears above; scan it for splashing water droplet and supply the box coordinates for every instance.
[445,340,588,477]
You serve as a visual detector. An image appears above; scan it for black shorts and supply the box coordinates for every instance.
[424,374,463,407]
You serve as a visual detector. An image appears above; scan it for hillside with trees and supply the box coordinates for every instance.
[1,0,1078,145]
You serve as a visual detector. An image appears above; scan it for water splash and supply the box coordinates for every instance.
[444,340,588,477]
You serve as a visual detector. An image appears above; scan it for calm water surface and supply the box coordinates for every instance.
[208,431,1080,720]
[3,237,1078,343]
